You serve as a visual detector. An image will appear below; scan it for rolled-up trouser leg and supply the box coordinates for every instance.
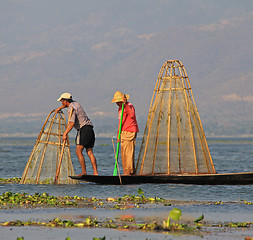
[121,131,137,175]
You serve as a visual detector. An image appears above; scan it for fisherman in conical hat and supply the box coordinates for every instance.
[112,91,139,175]
[55,92,98,176]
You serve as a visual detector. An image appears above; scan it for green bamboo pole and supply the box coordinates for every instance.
[113,103,125,176]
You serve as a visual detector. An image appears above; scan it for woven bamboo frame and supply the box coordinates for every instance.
[136,60,216,175]
[20,110,76,184]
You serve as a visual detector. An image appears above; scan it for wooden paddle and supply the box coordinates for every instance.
[113,103,124,176]
[111,136,122,185]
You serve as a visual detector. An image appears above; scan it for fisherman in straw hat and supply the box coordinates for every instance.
[112,91,139,175]
[55,92,98,176]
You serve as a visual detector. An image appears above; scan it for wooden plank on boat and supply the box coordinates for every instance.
[69,172,253,185]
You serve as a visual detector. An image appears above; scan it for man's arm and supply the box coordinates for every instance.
[62,121,75,141]
[55,105,66,112]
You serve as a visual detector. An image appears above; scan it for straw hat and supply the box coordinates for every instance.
[111,91,130,103]
[57,92,72,101]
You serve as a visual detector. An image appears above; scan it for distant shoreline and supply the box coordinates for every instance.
[1,133,253,139]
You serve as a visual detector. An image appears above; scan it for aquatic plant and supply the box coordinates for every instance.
[2,216,252,236]
[0,177,73,185]
[193,214,204,224]
[161,208,205,232]
[224,222,253,228]
[163,208,182,229]
[0,192,78,208]
[241,200,253,205]
[0,190,168,210]
[137,188,144,196]
[0,190,252,237]
[0,177,21,184]
[193,214,204,229]
[116,188,166,204]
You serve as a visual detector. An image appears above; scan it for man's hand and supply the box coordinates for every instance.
[55,107,63,113]
[62,132,67,141]
[62,122,74,142]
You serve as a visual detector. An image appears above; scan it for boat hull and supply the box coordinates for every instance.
[69,172,253,185]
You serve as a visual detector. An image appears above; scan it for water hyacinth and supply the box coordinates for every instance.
[0,189,252,238]
[0,189,172,210]
[0,177,21,184]
[0,192,79,208]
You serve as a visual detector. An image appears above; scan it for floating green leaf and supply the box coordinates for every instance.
[93,237,105,240]
[137,188,144,196]
[169,208,182,221]
[194,214,204,224]
[163,208,182,228]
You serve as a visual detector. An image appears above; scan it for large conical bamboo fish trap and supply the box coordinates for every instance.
[21,110,76,184]
[136,60,216,175]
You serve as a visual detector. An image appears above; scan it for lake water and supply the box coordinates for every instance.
[0,137,253,239]
[1,137,253,202]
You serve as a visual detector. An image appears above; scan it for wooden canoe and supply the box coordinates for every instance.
[69,172,253,185]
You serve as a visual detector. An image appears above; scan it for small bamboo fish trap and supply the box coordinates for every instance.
[136,60,216,175]
[20,110,76,184]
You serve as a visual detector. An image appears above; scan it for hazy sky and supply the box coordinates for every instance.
[1,0,253,135]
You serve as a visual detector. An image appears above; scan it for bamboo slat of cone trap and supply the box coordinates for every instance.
[20,110,76,184]
[136,60,216,175]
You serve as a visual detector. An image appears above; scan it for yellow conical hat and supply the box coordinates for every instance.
[111,91,129,103]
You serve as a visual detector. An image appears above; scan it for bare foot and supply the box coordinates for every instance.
[93,172,98,176]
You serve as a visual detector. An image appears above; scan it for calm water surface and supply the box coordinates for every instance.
[0,137,253,202]
[0,137,253,239]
